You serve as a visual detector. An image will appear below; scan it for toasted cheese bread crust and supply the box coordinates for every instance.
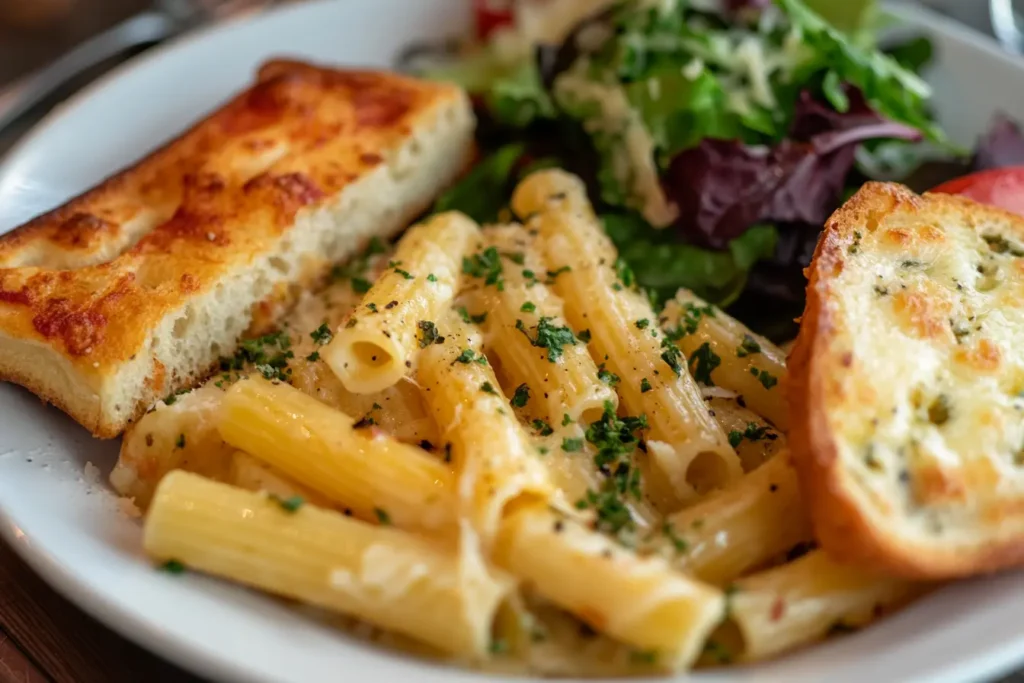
[0,59,473,437]
[790,182,1024,578]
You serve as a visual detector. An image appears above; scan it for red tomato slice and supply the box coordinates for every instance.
[474,0,515,40]
[931,167,1024,217]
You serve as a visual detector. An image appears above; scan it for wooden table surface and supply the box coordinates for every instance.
[0,3,1023,683]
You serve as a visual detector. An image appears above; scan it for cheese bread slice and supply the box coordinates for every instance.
[790,181,1024,578]
[0,59,473,437]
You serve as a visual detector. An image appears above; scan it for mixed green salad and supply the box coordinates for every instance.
[409,0,1019,339]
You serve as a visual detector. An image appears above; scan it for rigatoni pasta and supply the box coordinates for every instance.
[494,505,725,670]
[129,167,935,677]
[468,224,617,426]
[725,550,929,661]
[415,312,553,541]
[323,211,479,393]
[218,377,455,532]
[511,169,741,506]
[655,452,812,586]
[145,471,511,658]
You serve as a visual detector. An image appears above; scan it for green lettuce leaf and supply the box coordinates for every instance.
[603,214,778,307]
[433,144,525,223]
[776,0,946,143]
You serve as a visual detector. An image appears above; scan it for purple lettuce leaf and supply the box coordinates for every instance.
[663,88,922,248]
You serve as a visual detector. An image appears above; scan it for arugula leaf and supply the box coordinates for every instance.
[433,144,524,223]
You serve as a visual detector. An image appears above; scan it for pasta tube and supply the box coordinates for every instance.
[727,550,928,661]
[470,224,617,426]
[145,472,511,658]
[323,211,479,393]
[654,452,812,586]
[494,505,725,670]
[511,170,741,505]
[661,291,788,430]
[415,312,553,541]
[218,377,455,531]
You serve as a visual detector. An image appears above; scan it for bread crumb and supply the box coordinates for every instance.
[83,461,101,484]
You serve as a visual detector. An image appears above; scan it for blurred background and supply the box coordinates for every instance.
[0,0,1017,154]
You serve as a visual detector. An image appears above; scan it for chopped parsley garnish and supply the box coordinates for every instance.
[223,330,294,378]
[576,487,634,536]
[750,367,779,389]
[511,383,531,407]
[736,334,761,358]
[640,378,653,393]
[175,434,186,449]
[269,494,304,513]
[597,366,620,386]
[353,415,376,429]
[585,402,647,486]
[665,302,715,340]
[546,265,571,282]
[520,301,536,313]
[453,348,487,365]
[163,388,190,406]
[516,317,578,362]
[577,329,592,343]
[562,437,584,452]
[455,306,487,324]
[463,247,505,290]
[662,522,688,553]
[417,320,444,348]
[522,269,539,286]
[658,335,686,377]
[366,302,378,313]
[613,257,635,289]
[635,318,650,330]
[374,508,392,525]
[481,381,499,395]
[729,422,771,447]
[310,323,333,346]
[160,559,186,574]
[688,343,720,385]
[394,268,414,280]
[426,273,438,282]
[351,277,372,294]
[532,419,554,436]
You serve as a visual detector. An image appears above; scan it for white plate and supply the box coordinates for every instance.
[1,2,1024,682]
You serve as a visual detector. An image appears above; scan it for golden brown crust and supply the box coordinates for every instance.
[789,182,1024,578]
[0,59,473,437]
